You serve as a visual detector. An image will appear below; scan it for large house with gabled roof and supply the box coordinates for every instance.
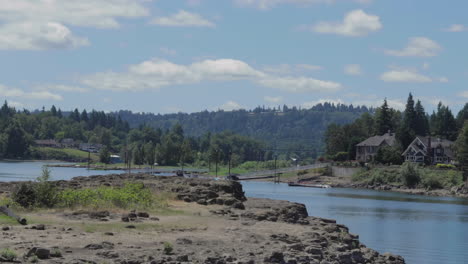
[402,136,454,165]
[355,132,396,162]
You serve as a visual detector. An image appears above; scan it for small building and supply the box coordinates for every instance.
[34,139,60,148]
[110,155,123,164]
[355,132,396,162]
[79,143,103,153]
[402,136,455,165]
[61,138,76,148]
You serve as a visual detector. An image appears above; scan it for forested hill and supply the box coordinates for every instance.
[115,103,373,158]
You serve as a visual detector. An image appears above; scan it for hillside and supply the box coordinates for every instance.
[115,103,373,159]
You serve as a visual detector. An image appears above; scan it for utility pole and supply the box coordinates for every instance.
[87,151,90,170]
[274,155,278,183]
[228,149,232,177]
[215,149,219,178]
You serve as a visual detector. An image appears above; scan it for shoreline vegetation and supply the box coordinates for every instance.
[0,170,405,263]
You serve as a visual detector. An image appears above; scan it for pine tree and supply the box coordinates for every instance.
[414,100,429,136]
[397,93,417,148]
[375,99,392,135]
[50,105,57,117]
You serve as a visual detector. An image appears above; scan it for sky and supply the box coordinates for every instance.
[0,0,467,114]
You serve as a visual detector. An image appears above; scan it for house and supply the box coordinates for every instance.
[61,138,76,148]
[402,136,454,165]
[110,155,123,164]
[34,139,60,148]
[79,143,103,153]
[355,132,396,162]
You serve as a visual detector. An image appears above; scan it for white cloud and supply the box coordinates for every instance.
[459,91,468,99]
[422,62,430,70]
[0,84,63,101]
[445,24,467,32]
[264,96,283,103]
[344,64,363,75]
[312,9,382,37]
[7,101,25,108]
[438,77,449,83]
[257,77,342,93]
[0,22,89,50]
[379,70,448,84]
[0,0,149,50]
[297,64,323,71]
[150,10,215,27]
[234,0,372,10]
[35,84,88,93]
[80,58,342,94]
[384,37,442,57]
[218,101,243,111]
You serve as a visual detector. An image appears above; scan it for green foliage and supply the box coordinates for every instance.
[0,248,17,261]
[352,168,401,186]
[456,121,468,182]
[11,166,58,208]
[163,242,173,255]
[12,182,37,208]
[99,146,111,164]
[58,183,155,209]
[435,163,456,169]
[333,152,349,161]
[422,170,463,190]
[400,162,421,188]
[29,255,39,263]
[50,248,62,258]
[375,146,403,165]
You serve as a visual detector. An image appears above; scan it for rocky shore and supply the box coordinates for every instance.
[0,174,405,263]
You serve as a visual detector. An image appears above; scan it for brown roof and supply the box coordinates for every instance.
[356,133,396,147]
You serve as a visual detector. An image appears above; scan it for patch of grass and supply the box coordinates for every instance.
[0,214,19,225]
[29,255,39,263]
[58,183,158,210]
[0,248,17,261]
[32,147,98,162]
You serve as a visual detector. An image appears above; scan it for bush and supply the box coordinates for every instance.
[11,166,59,208]
[375,146,403,165]
[400,162,421,188]
[333,152,348,162]
[12,182,37,208]
[0,248,17,261]
[163,242,173,255]
[422,173,444,190]
[435,164,456,169]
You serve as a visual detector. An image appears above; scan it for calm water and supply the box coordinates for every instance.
[242,181,468,264]
[0,161,123,182]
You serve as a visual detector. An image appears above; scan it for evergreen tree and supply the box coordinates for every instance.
[50,105,57,117]
[5,120,30,158]
[81,110,89,123]
[374,99,392,135]
[432,102,457,140]
[57,108,63,118]
[456,121,468,183]
[456,103,468,130]
[99,146,111,164]
[397,93,417,148]
[414,100,429,136]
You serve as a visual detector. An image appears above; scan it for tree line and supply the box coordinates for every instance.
[325,93,468,165]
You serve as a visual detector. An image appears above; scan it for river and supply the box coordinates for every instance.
[1,161,468,264]
[242,181,468,264]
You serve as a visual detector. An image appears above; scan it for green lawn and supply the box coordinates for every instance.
[34,147,98,161]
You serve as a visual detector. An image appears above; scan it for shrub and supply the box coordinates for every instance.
[400,162,421,188]
[422,172,444,190]
[375,146,403,165]
[333,152,348,162]
[0,248,17,261]
[163,242,173,255]
[11,166,59,208]
[12,182,37,208]
[435,164,456,169]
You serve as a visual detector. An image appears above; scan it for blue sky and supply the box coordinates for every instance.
[0,0,467,113]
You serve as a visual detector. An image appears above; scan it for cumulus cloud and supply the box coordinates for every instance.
[257,77,342,93]
[445,24,467,32]
[384,37,442,57]
[80,58,342,94]
[0,0,149,50]
[264,96,283,103]
[380,70,448,83]
[312,9,382,37]
[0,84,63,101]
[150,10,215,27]
[459,91,468,99]
[218,101,244,111]
[234,0,372,10]
[344,64,363,75]
[0,22,89,50]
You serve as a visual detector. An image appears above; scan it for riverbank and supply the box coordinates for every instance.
[283,167,468,198]
[0,174,404,263]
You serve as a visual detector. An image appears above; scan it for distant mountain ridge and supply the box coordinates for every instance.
[114,103,373,159]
